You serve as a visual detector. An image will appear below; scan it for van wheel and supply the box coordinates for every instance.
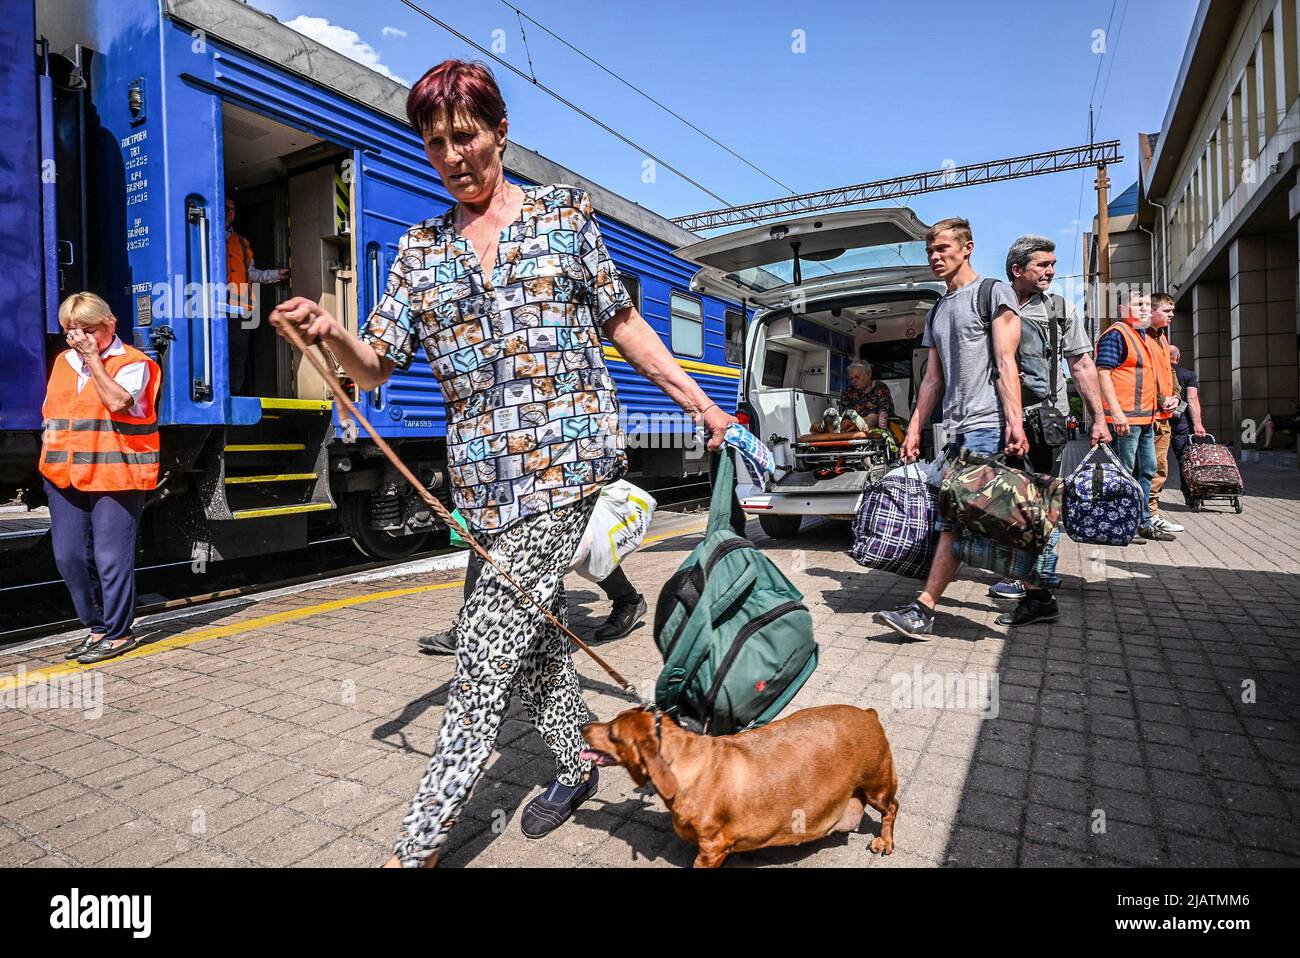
[759,514,802,539]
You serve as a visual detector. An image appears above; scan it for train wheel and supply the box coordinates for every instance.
[344,495,431,560]
[759,514,802,539]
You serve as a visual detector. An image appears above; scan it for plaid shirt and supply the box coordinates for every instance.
[363,184,632,532]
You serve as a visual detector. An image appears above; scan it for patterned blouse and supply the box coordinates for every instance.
[840,379,894,418]
[363,184,632,532]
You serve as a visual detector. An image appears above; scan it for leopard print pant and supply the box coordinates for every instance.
[393,494,599,866]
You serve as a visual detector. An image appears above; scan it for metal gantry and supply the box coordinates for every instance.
[671,140,1124,231]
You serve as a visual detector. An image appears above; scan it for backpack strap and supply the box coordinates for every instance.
[1044,294,1061,402]
[979,278,1000,384]
[706,448,737,538]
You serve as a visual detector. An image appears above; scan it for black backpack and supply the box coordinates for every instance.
[976,277,1067,407]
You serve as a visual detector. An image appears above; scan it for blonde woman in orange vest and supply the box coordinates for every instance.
[1145,293,1183,535]
[1095,289,1172,543]
[39,293,162,664]
[226,196,288,394]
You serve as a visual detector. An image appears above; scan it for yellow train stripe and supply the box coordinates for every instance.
[224,443,306,452]
[259,397,333,411]
[602,345,741,380]
[231,502,335,519]
[224,473,318,485]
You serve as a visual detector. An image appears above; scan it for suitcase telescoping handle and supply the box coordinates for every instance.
[272,315,643,702]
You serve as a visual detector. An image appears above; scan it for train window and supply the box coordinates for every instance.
[724,309,745,365]
[670,292,703,358]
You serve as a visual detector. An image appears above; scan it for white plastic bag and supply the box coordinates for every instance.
[571,481,658,581]
[883,457,946,488]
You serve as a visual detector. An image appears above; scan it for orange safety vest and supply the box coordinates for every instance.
[1099,322,1159,426]
[39,345,162,491]
[226,230,253,313]
[1147,329,1175,420]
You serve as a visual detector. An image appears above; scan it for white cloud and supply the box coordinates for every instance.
[284,16,407,84]
[381,26,408,38]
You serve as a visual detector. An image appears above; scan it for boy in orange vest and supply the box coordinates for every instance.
[1095,289,1172,543]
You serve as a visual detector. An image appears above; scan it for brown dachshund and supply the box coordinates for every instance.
[581,704,898,868]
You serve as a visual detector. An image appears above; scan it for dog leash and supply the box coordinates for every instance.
[273,316,645,702]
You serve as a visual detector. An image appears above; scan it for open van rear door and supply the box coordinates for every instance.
[673,207,931,308]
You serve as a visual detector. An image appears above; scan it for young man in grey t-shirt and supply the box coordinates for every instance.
[875,217,1028,641]
[987,235,1112,626]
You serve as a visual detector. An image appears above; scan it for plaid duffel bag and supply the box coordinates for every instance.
[955,530,1056,585]
[849,463,940,580]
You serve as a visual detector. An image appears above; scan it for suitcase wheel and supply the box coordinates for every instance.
[1191,498,1202,512]
[1234,497,1243,514]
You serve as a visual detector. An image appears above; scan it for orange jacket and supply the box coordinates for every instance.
[227,230,253,313]
[1147,329,1175,420]
[40,345,161,491]
[1099,322,1158,426]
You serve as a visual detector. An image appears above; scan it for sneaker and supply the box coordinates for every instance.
[873,600,936,641]
[996,594,1060,627]
[1139,523,1175,542]
[520,766,599,839]
[987,580,1027,602]
[593,594,646,642]
[1152,515,1184,533]
[417,630,458,655]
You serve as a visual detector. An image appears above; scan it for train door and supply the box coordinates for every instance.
[219,102,356,400]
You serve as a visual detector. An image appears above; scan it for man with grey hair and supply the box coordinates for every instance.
[989,235,1111,626]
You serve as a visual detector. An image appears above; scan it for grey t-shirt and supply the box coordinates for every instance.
[922,276,1019,435]
[1018,292,1093,417]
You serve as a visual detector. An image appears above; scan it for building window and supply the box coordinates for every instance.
[670,291,703,358]
[724,309,745,365]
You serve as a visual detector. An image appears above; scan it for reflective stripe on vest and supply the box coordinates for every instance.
[39,345,162,491]
[1100,322,1158,425]
[227,231,253,313]
[1147,331,1174,420]
[43,418,159,436]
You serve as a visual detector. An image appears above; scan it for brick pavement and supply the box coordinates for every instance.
[1,464,1297,868]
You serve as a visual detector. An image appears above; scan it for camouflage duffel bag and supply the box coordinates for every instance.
[939,448,1064,551]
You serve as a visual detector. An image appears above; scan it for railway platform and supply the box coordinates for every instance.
[1,462,1298,868]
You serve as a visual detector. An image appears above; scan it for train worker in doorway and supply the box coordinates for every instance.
[986,235,1110,626]
[1095,289,1174,543]
[840,360,893,430]
[226,195,289,394]
[39,293,161,664]
[269,59,737,868]
[873,217,1029,641]
[1168,344,1206,459]
[1143,292,1183,535]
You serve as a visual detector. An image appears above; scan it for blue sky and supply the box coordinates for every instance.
[252,0,1197,286]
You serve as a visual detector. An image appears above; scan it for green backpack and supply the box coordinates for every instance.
[653,449,818,735]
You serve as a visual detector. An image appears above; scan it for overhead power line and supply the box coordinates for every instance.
[497,0,799,197]
[395,0,733,207]
[672,141,1124,231]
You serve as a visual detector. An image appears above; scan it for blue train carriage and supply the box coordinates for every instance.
[15,0,747,562]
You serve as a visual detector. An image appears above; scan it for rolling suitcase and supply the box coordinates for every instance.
[1179,434,1244,513]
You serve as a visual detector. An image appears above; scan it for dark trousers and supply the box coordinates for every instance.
[460,549,637,604]
[44,479,145,641]
[228,314,253,395]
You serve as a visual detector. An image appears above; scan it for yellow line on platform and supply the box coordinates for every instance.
[1,521,711,690]
[0,581,463,690]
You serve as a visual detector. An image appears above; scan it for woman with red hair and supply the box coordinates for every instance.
[271,60,735,867]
